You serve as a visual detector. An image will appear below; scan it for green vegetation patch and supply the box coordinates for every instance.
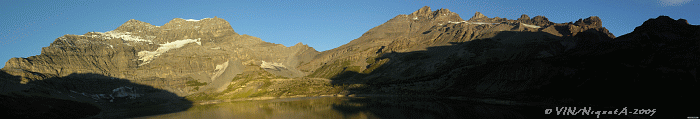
[308,60,352,78]
[307,60,367,79]
[186,80,208,86]
[185,92,216,101]
[366,56,378,64]
[363,58,389,74]
[185,66,345,102]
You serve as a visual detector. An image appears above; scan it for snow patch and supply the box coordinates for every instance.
[211,60,229,81]
[447,21,499,25]
[448,21,467,24]
[522,23,541,28]
[413,17,418,20]
[261,60,286,70]
[184,18,211,22]
[94,31,154,43]
[469,22,500,25]
[137,38,202,66]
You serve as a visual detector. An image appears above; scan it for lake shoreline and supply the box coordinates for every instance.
[189,93,570,107]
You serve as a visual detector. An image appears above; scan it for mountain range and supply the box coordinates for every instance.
[1,6,698,118]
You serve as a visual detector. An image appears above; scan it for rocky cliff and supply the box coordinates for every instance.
[2,17,319,97]
[299,6,615,85]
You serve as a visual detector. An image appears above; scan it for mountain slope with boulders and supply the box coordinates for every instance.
[1,6,698,118]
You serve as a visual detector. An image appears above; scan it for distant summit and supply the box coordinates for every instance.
[410,6,432,16]
[574,16,603,27]
[633,16,696,34]
[468,11,488,21]
[114,19,158,32]
[405,6,462,22]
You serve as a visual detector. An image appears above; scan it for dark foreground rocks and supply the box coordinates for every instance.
[0,93,100,119]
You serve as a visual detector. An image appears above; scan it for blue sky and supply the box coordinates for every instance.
[1,0,698,68]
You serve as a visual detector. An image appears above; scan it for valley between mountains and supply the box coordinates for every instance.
[1,6,698,118]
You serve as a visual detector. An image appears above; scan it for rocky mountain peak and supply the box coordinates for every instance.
[114,19,157,32]
[290,42,317,52]
[468,12,488,21]
[290,42,309,49]
[411,6,432,16]
[433,8,451,15]
[630,16,699,38]
[517,14,530,21]
[294,42,305,46]
[407,6,458,20]
[125,19,147,24]
[530,15,554,26]
[161,17,233,30]
[678,19,689,25]
[574,16,603,27]
[156,17,238,40]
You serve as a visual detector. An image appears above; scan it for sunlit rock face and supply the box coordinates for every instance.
[2,17,319,97]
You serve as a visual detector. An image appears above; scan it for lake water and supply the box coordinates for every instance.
[133,96,653,119]
[132,96,562,119]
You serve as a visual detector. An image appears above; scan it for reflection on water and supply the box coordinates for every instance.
[134,96,563,119]
[136,97,351,119]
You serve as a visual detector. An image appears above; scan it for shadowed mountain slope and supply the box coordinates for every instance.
[322,14,699,118]
[301,6,615,84]
[0,70,192,118]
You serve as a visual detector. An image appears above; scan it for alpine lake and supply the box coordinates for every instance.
[129,96,648,119]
